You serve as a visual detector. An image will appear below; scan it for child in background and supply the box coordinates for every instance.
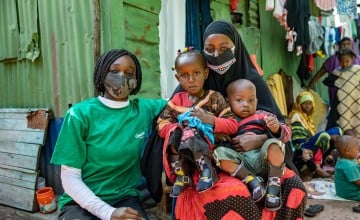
[157,48,238,197]
[326,48,360,139]
[289,91,342,180]
[213,79,291,211]
[334,135,360,212]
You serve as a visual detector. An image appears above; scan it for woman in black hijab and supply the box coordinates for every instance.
[171,20,306,219]
[203,20,281,115]
[143,20,306,220]
[202,20,286,155]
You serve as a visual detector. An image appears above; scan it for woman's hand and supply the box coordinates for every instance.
[231,132,267,152]
[111,207,144,220]
[190,108,215,125]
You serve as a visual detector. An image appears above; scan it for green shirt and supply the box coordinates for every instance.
[51,97,166,209]
[334,158,360,201]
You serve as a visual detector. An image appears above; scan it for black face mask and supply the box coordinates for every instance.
[203,47,236,75]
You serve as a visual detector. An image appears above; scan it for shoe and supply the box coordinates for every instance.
[304,204,324,217]
[353,205,360,213]
[265,176,282,211]
[196,167,213,192]
[169,175,191,198]
[245,175,266,202]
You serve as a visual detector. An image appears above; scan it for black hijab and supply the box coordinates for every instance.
[203,20,284,121]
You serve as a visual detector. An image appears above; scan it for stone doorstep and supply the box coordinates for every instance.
[0,204,59,220]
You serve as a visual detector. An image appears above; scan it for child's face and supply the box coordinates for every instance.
[348,140,360,160]
[300,101,313,115]
[339,40,352,50]
[339,55,353,69]
[228,86,257,118]
[103,55,137,101]
[175,55,208,97]
[338,137,360,160]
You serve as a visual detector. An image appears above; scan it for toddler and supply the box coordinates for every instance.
[334,135,360,201]
[213,79,291,211]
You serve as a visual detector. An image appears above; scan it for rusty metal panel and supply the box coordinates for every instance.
[100,0,161,98]
[123,1,161,98]
[0,0,95,118]
[18,0,40,61]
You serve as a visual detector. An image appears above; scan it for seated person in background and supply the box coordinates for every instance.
[157,48,238,197]
[213,79,291,211]
[289,91,342,180]
[334,135,360,203]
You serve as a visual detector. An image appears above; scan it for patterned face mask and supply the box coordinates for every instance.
[203,47,236,75]
[104,71,137,99]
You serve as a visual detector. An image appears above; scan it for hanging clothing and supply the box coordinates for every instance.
[185,0,212,50]
[307,16,324,54]
[266,73,288,116]
[280,70,294,115]
[285,0,311,50]
[314,0,336,11]
[336,0,358,18]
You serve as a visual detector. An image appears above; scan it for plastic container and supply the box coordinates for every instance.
[36,187,57,213]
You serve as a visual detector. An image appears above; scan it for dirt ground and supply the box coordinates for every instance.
[0,199,359,220]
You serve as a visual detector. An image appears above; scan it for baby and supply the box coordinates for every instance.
[213,79,291,211]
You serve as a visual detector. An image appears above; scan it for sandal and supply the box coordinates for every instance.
[353,205,360,213]
[304,204,324,217]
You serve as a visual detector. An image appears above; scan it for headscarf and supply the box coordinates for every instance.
[289,91,316,136]
[202,20,284,121]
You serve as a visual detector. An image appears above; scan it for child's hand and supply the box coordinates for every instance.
[264,115,280,134]
[190,108,215,125]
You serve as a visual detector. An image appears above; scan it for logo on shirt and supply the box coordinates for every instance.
[135,131,145,139]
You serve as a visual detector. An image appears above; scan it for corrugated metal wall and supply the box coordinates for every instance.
[0,0,161,118]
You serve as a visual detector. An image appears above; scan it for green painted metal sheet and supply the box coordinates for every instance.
[0,0,161,117]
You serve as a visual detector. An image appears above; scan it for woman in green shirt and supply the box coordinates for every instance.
[51,49,166,220]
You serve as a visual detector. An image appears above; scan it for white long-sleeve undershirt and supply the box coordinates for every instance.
[61,165,116,220]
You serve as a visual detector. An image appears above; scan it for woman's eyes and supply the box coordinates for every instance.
[219,47,229,52]
[109,70,135,77]
[205,47,230,54]
[205,48,215,53]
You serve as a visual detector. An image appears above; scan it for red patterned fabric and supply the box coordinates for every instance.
[174,168,306,220]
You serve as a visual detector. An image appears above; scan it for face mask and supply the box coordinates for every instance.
[204,47,236,75]
[103,72,137,99]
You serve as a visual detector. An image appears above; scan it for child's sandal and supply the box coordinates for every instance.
[304,204,324,217]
